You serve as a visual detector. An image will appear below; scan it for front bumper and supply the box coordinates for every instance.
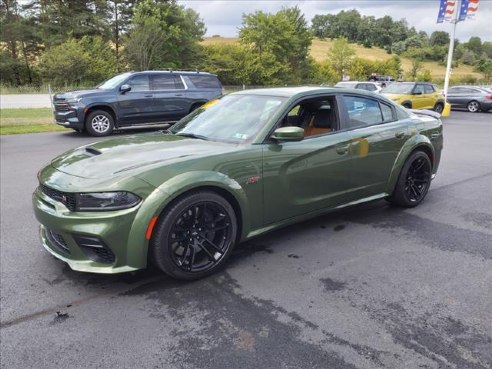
[54,108,84,129]
[33,187,145,274]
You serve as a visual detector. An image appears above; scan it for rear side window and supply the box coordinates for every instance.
[342,95,383,128]
[150,74,176,90]
[188,75,221,89]
[380,103,394,122]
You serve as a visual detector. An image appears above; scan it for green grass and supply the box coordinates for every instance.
[0,108,65,135]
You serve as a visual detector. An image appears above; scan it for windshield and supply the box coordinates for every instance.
[382,83,414,94]
[170,94,287,143]
[97,72,132,90]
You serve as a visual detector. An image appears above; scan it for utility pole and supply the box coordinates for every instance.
[443,0,461,101]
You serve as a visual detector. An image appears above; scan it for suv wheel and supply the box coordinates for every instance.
[86,110,114,137]
[402,102,412,109]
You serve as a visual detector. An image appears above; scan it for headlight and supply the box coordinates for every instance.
[66,97,81,104]
[75,192,141,211]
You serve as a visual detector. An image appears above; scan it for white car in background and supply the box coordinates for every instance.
[334,81,383,93]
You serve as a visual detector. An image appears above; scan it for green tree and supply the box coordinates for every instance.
[123,0,205,70]
[239,6,312,84]
[429,31,450,46]
[326,38,355,80]
[39,37,117,86]
[408,59,423,81]
[465,36,482,55]
[475,59,492,82]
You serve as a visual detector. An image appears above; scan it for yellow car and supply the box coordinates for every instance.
[382,82,445,113]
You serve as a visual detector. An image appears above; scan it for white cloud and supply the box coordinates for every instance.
[180,0,492,41]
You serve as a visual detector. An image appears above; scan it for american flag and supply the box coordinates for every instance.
[437,0,457,23]
[459,0,480,21]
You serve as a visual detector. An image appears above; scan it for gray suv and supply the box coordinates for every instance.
[53,71,223,136]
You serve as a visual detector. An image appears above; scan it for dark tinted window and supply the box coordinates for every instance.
[188,75,221,89]
[150,74,176,90]
[128,75,149,91]
[342,96,383,128]
[174,76,185,89]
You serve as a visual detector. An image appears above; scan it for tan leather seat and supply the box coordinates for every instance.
[304,109,333,137]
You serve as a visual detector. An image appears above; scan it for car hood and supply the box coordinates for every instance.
[54,89,106,100]
[51,133,238,179]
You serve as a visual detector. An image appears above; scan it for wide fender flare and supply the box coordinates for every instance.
[126,171,250,268]
[385,134,435,195]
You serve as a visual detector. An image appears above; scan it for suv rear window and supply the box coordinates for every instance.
[188,75,221,89]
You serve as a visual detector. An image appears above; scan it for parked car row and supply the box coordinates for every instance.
[334,81,491,114]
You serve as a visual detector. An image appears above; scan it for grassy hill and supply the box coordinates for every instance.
[202,36,481,80]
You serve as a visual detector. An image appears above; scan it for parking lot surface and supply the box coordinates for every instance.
[1,111,491,369]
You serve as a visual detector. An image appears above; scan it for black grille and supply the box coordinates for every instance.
[40,185,76,211]
[46,228,71,256]
[73,235,115,264]
[54,101,70,112]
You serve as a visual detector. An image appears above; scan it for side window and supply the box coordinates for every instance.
[414,85,425,94]
[188,75,221,89]
[366,84,377,91]
[150,74,176,90]
[424,85,434,94]
[128,75,149,92]
[380,103,394,122]
[342,95,383,128]
[174,76,185,89]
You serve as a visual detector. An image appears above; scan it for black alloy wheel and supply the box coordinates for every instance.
[388,151,432,208]
[151,191,237,280]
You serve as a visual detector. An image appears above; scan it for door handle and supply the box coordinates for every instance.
[395,131,405,139]
[174,94,184,97]
[336,145,349,155]
[144,94,153,98]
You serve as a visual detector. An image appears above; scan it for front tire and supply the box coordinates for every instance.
[150,191,238,280]
[433,102,444,114]
[467,100,480,113]
[388,151,432,208]
[86,110,114,136]
[402,102,412,109]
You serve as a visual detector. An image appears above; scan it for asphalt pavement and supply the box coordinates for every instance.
[1,112,491,369]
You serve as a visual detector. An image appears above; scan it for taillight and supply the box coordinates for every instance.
[485,95,492,100]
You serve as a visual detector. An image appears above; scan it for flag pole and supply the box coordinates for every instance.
[443,0,461,101]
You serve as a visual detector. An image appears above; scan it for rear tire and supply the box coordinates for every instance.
[467,100,480,113]
[150,191,238,280]
[402,102,412,109]
[388,151,432,208]
[85,110,114,137]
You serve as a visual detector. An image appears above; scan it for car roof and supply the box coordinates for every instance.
[133,70,218,77]
[232,86,390,100]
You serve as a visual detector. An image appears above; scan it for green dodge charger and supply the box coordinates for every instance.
[33,87,443,280]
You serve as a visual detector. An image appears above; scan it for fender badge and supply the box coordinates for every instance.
[246,176,261,185]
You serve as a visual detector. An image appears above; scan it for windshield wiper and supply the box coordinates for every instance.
[175,132,209,141]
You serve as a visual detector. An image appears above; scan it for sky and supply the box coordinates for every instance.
[179,0,492,42]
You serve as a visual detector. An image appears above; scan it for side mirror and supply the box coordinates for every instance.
[271,127,304,142]
[120,84,131,93]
